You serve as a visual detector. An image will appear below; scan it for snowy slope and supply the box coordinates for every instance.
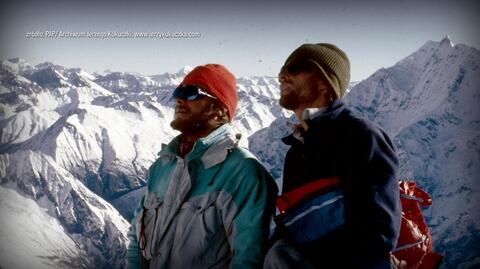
[0,150,129,268]
[248,115,294,188]
[0,186,90,269]
[1,61,177,202]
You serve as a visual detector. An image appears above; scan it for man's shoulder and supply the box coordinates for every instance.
[226,147,273,176]
[226,147,262,167]
[337,107,396,154]
[338,106,386,137]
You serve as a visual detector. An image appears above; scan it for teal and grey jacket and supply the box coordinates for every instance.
[126,124,277,269]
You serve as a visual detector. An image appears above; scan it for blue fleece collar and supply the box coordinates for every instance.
[158,123,237,166]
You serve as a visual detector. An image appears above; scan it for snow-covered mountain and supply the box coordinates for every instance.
[0,150,129,268]
[0,58,288,268]
[0,36,478,268]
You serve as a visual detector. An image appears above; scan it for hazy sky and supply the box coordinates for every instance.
[1,0,479,81]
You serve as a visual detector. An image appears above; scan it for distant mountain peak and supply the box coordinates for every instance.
[35,61,61,71]
[419,36,456,52]
[102,69,113,75]
[440,34,454,47]
[176,66,193,75]
[6,57,27,64]
[1,57,34,75]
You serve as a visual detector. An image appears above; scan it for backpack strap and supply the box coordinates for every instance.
[276,177,340,213]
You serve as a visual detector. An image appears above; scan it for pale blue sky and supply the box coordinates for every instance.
[1,0,479,81]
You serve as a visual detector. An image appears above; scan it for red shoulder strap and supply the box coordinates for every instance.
[277,177,341,213]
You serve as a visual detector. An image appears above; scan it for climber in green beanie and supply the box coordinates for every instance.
[264,43,401,269]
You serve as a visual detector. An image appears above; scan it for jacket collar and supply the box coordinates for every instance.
[306,99,345,126]
[158,123,238,168]
[282,99,346,145]
[301,106,328,121]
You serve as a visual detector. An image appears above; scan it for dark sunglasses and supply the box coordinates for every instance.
[280,59,317,76]
[172,85,217,101]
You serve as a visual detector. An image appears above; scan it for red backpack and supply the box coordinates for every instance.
[275,179,444,269]
[391,181,444,269]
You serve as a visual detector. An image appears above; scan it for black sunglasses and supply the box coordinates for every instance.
[172,85,217,101]
[280,59,317,76]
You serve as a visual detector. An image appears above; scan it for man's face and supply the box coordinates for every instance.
[170,96,216,135]
[278,60,321,110]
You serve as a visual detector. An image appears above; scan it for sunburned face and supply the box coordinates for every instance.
[170,97,216,135]
[278,60,332,110]
[279,70,320,110]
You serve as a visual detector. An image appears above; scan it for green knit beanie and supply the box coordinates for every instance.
[284,43,351,99]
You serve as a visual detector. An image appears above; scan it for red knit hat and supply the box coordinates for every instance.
[179,64,238,120]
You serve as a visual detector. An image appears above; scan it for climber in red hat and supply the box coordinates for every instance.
[126,64,277,269]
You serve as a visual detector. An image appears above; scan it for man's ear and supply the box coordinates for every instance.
[219,107,228,118]
[214,104,230,123]
[317,79,334,102]
[211,101,226,116]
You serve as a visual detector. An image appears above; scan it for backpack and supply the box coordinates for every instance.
[275,178,444,269]
[391,181,444,269]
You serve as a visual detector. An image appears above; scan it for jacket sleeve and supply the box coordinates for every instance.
[126,195,145,269]
[339,121,401,267]
[219,158,277,269]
